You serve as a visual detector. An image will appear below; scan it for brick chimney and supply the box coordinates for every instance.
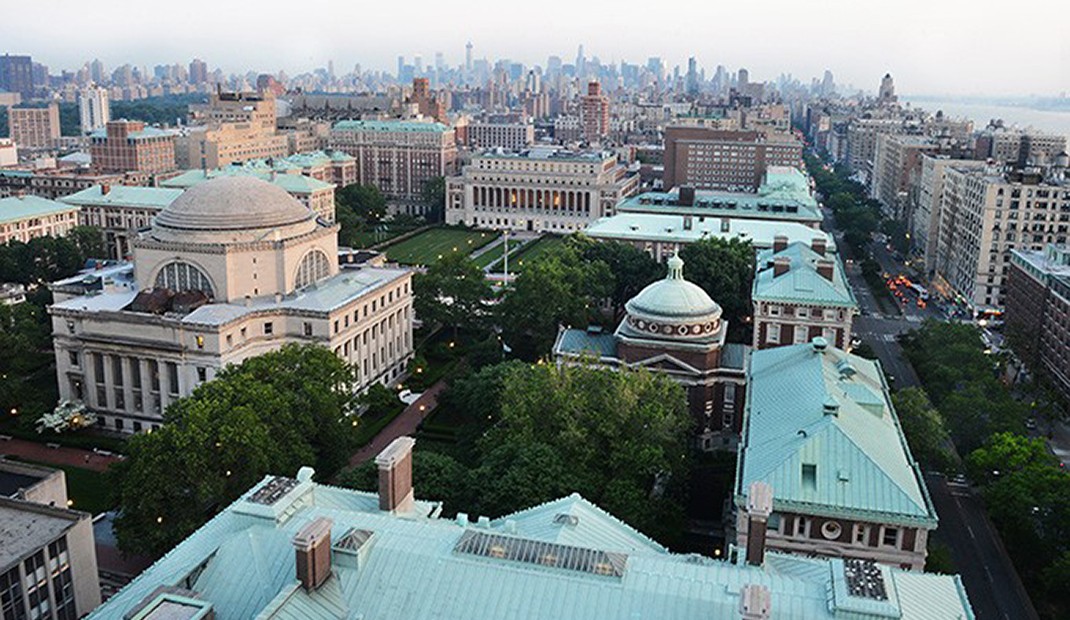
[816,258,834,281]
[101,183,111,196]
[811,236,826,256]
[772,235,788,253]
[739,583,772,620]
[678,186,696,207]
[376,436,415,513]
[773,257,790,277]
[292,517,332,591]
[744,481,774,567]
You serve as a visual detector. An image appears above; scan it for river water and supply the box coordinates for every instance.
[902,98,1070,139]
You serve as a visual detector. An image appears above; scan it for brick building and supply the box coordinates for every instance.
[7,103,60,149]
[89,120,177,174]
[1006,245,1070,401]
[663,127,802,192]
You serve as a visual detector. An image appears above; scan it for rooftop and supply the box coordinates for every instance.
[0,497,82,569]
[332,119,449,133]
[89,125,176,141]
[737,341,936,526]
[0,459,54,498]
[0,195,79,224]
[160,168,334,194]
[753,242,857,307]
[60,185,184,210]
[88,469,973,620]
[476,146,614,163]
[584,213,835,251]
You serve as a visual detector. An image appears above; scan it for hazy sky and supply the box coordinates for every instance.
[3,0,1068,97]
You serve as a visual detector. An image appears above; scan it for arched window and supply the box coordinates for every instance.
[154,261,214,297]
[295,250,331,289]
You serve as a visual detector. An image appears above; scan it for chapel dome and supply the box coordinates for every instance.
[619,254,724,342]
[154,176,313,234]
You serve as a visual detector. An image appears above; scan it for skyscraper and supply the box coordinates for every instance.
[878,73,897,104]
[189,58,208,84]
[465,42,473,73]
[686,57,699,96]
[0,54,34,98]
[580,81,609,143]
[90,58,106,84]
[78,85,110,134]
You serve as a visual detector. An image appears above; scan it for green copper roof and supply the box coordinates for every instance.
[737,342,937,526]
[618,168,819,222]
[554,328,618,359]
[89,467,971,620]
[332,119,449,133]
[161,168,334,194]
[0,195,79,224]
[753,242,858,307]
[60,185,183,210]
[584,213,836,251]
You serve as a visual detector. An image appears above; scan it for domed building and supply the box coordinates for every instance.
[49,176,414,434]
[553,254,748,449]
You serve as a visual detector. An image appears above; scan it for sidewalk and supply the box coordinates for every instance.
[0,436,122,472]
[350,380,447,465]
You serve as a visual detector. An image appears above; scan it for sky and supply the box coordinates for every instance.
[2,0,1068,98]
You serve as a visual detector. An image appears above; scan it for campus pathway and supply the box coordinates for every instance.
[349,380,448,465]
[0,436,122,472]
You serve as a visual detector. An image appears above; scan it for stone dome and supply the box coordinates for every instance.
[619,254,724,342]
[155,176,313,233]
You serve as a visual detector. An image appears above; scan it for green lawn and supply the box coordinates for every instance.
[508,235,565,272]
[383,228,498,265]
[7,457,115,515]
[473,237,529,270]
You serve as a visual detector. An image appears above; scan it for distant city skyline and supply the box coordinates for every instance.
[2,0,1068,97]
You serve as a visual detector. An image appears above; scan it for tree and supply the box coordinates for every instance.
[497,245,612,359]
[678,237,754,339]
[479,362,692,541]
[569,235,661,317]
[111,344,360,556]
[413,252,493,337]
[337,450,472,515]
[422,176,446,223]
[67,225,107,259]
[336,184,388,223]
[891,388,954,471]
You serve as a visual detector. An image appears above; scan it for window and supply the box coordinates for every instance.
[821,520,843,540]
[854,523,871,546]
[166,363,179,396]
[882,526,900,547]
[264,322,274,335]
[303,322,313,337]
[154,261,214,297]
[793,325,810,344]
[765,326,780,344]
[197,367,207,383]
[769,305,781,317]
[68,351,79,367]
[802,463,817,491]
[794,516,810,538]
[0,565,24,620]
[294,250,331,289]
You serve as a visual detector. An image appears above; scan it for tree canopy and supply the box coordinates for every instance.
[568,236,661,317]
[413,252,493,336]
[111,344,361,556]
[497,244,612,359]
[891,387,953,471]
[678,237,754,339]
[421,176,446,223]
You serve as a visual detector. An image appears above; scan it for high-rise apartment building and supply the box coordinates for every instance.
[329,120,457,213]
[176,90,289,169]
[878,73,897,104]
[663,127,803,192]
[78,85,110,134]
[1006,244,1070,402]
[844,118,907,177]
[7,103,60,148]
[912,156,986,272]
[466,122,535,150]
[0,54,34,99]
[869,134,940,219]
[580,81,610,143]
[975,125,1067,166]
[935,162,1070,309]
[188,58,208,85]
[89,120,176,174]
[445,147,639,232]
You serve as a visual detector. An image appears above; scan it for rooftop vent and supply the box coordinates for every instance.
[811,336,829,352]
[835,358,856,378]
[248,476,298,506]
[453,530,627,579]
[553,513,579,527]
[823,396,840,416]
[843,559,889,601]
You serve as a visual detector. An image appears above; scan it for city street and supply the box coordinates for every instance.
[925,474,1039,620]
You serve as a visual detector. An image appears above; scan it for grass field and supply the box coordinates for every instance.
[473,237,529,270]
[508,235,565,272]
[383,228,498,265]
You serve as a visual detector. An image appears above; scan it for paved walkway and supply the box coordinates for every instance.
[0,436,122,472]
[350,381,447,465]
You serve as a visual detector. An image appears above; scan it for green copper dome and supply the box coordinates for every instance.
[626,254,722,321]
